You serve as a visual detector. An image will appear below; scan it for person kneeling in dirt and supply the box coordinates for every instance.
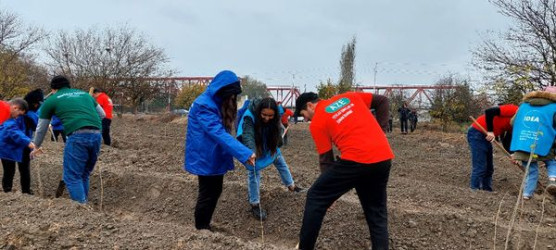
[184,70,256,231]
[509,86,556,200]
[468,103,518,192]
[0,98,38,194]
[236,97,305,220]
[294,91,393,250]
[31,75,106,204]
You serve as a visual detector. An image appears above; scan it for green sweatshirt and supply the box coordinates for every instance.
[39,87,101,135]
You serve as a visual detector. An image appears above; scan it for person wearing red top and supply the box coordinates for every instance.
[294,91,393,250]
[279,103,294,146]
[468,104,518,191]
[92,88,114,146]
[0,100,10,124]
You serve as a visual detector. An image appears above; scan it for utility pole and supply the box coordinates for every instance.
[373,62,378,94]
[291,73,296,107]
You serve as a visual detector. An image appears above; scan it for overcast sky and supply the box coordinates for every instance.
[2,0,510,92]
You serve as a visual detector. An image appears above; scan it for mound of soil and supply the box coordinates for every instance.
[1,116,556,249]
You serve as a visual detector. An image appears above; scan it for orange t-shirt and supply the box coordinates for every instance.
[95,93,113,119]
[0,101,10,124]
[472,104,518,136]
[309,92,394,164]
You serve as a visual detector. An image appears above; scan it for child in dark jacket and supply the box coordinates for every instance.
[0,98,37,194]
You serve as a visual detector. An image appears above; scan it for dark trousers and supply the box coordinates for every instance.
[194,175,224,230]
[101,118,112,146]
[387,120,393,133]
[1,148,32,194]
[410,120,417,132]
[282,123,289,146]
[51,129,67,143]
[299,159,391,250]
[400,119,408,133]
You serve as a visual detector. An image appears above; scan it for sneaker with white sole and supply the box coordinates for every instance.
[547,180,556,196]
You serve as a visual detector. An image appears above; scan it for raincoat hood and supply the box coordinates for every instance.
[207,70,241,100]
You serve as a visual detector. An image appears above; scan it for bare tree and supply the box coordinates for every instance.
[44,25,172,112]
[429,75,482,131]
[240,75,269,99]
[474,0,556,91]
[338,36,356,93]
[0,9,46,98]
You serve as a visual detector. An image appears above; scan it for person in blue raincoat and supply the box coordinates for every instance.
[0,98,38,194]
[236,97,305,220]
[185,70,256,231]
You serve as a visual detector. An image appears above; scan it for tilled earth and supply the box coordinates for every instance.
[1,115,556,249]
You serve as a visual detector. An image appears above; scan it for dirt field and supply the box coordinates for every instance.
[1,115,556,249]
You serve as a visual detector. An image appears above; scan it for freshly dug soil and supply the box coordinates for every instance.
[1,116,555,249]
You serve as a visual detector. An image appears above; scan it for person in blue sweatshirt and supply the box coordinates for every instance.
[236,97,305,220]
[0,98,38,194]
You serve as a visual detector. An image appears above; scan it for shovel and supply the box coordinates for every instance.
[49,125,66,198]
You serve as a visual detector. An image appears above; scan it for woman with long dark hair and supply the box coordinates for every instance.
[185,70,256,230]
[237,97,305,220]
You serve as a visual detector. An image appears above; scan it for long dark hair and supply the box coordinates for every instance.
[254,98,280,156]
[221,94,238,132]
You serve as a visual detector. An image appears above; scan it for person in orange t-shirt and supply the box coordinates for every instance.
[294,91,393,250]
[0,100,10,124]
[278,102,294,146]
[468,104,518,191]
[92,88,113,146]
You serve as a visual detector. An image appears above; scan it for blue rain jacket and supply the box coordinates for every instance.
[50,115,64,131]
[184,70,253,176]
[17,110,39,138]
[0,118,31,162]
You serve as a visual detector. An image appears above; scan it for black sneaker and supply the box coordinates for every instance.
[251,204,267,221]
[289,185,307,193]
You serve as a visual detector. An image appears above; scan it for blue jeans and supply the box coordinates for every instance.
[63,132,102,203]
[523,159,556,197]
[247,152,294,204]
[467,127,494,191]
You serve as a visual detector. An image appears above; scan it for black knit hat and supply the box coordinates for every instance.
[216,82,242,99]
[294,92,319,117]
[50,75,71,89]
[24,89,44,110]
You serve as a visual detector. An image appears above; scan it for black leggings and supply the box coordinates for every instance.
[1,148,32,193]
[400,119,408,133]
[194,175,224,230]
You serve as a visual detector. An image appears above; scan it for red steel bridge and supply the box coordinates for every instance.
[355,85,458,108]
[151,77,300,107]
[148,77,455,109]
